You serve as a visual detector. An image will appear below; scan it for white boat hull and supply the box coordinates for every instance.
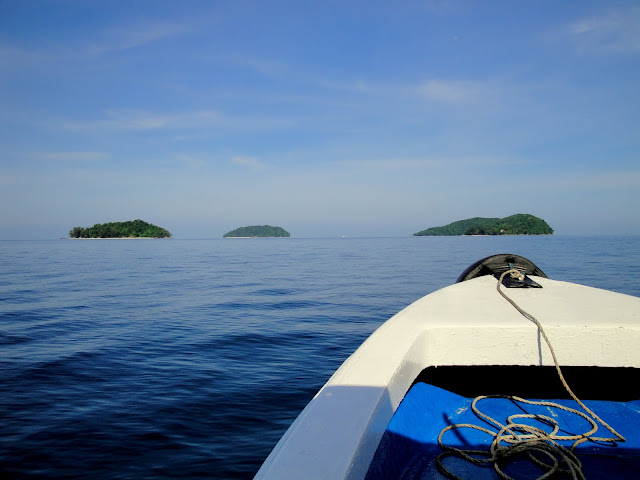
[256,275,640,479]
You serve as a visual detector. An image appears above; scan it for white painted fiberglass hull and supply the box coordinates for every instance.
[255,276,640,480]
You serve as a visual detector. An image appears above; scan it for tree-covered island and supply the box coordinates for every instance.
[413,214,553,236]
[69,219,171,238]
[223,225,290,238]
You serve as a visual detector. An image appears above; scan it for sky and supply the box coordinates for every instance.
[1,0,639,239]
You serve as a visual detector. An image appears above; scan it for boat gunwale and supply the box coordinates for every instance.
[256,276,640,479]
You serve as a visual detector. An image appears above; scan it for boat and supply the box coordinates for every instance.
[255,254,640,479]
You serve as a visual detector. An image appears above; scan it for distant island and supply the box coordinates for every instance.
[223,225,290,238]
[69,219,171,238]
[413,214,553,236]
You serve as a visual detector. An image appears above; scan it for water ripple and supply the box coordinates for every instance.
[1,236,638,479]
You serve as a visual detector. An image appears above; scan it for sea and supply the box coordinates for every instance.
[1,236,639,479]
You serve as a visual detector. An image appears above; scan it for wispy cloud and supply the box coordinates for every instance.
[0,44,63,72]
[231,156,271,170]
[61,109,221,131]
[168,154,208,169]
[60,108,293,133]
[546,169,640,191]
[320,79,391,95]
[566,7,640,54]
[419,80,480,103]
[336,155,522,171]
[39,151,109,162]
[89,22,189,55]
[498,168,640,195]
[321,77,488,105]
[223,54,285,77]
[337,157,444,170]
[1,20,191,72]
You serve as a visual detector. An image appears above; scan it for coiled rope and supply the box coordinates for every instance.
[436,269,626,480]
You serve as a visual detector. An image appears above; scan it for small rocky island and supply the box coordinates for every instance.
[69,219,171,238]
[413,214,553,236]
[223,225,290,238]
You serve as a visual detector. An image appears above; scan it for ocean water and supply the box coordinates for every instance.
[1,236,639,479]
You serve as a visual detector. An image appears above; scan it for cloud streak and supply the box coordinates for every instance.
[566,6,640,54]
[336,155,522,170]
[59,109,293,133]
[231,156,271,170]
[2,2,639,237]
[61,109,221,131]
[419,80,479,103]
[543,169,640,191]
[88,22,190,55]
[39,151,109,162]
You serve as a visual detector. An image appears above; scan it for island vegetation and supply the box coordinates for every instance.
[413,214,553,236]
[69,219,171,238]
[223,225,290,238]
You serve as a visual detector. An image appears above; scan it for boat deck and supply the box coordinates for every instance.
[367,367,640,479]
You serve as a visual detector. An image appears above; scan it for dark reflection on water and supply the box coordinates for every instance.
[1,236,638,479]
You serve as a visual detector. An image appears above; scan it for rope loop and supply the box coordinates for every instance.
[435,270,626,480]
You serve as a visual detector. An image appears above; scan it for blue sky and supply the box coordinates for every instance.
[1,0,639,238]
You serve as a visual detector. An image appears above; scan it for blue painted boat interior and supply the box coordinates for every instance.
[367,369,640,479]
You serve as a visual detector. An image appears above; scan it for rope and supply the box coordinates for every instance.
[436,269,626,480]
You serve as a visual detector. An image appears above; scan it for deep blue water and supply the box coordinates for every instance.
[1,236,639,479]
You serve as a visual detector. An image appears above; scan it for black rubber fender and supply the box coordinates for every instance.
[457,253,548,283]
